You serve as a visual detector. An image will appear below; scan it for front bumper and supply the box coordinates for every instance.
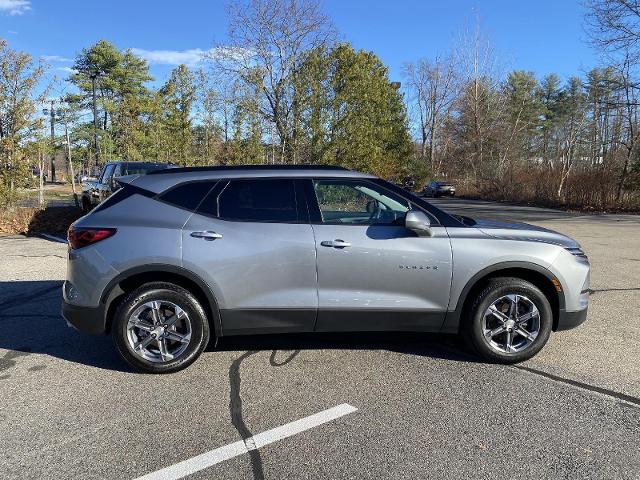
[61,299,107,335]
[556,306,588,331]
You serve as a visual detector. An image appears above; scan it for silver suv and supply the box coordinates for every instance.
[62,166,590,373]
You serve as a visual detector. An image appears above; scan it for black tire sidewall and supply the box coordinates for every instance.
[466,278,553,363]
[112,283,210,373]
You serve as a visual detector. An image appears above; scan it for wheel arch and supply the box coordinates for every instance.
[101,264,222,337]
[442,262,565,333]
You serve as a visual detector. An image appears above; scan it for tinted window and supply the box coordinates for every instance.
[160,182,216,211]
[218,179,298,222]
[313,180,409,225]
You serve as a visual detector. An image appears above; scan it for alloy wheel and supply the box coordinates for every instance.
[126,300,192,363]
[481,294,540,354]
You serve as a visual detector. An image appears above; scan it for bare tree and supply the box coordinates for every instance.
[614,52,640,203]
[213,0,335,162]
[403,55,457,174]
[585,2,640,205]
[453,18,504,180]
[556,79,588,200]
[585,0,640,59]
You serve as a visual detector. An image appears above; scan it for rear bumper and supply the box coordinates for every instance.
[556,306,588,331]
[61,299,107,335]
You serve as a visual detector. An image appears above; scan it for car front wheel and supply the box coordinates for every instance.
[112,282,210,373]
[463,277,552,363]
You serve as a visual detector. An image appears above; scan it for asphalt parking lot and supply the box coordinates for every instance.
[1,199,639,479]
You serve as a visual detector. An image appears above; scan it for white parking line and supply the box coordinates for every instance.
[133,403,358,480]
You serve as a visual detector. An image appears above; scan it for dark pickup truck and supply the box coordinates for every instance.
[81,161,174,212]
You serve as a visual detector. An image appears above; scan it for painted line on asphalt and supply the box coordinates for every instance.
[38,233,67,244]
[133,403,358,480]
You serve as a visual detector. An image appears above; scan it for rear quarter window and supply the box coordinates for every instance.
[159,181,217,211]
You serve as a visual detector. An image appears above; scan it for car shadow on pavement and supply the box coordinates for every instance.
[0,280,478,375]
[0,280,131,374]
[213,331,479,364]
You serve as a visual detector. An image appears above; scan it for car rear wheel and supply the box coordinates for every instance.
[112,282,210,373]
[463,277,552,363]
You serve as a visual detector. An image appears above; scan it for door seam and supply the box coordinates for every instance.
[310,223,321,331]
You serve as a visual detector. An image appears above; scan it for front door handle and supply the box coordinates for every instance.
[190,231,223,240]
[320,239,351,248]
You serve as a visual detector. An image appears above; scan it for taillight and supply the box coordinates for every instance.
[67,227,116,249]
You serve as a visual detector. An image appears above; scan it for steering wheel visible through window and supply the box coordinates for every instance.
[313,180,410,225]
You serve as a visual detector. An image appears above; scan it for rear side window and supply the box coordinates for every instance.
[217,179,298,222]
[159,181,216,211]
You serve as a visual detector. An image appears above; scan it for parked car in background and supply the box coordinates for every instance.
[394,176,416,192]
[63,165,589,373]
[81,161,174,212]
[422,181,456,198]
[30,167,46,182]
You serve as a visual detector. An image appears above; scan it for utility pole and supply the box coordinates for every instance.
[49,99,56,183]
[60,108,79,208]
[90,71,100,171]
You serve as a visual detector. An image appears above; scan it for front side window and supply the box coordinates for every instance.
[313,180,410,225]
[218,179,298,222]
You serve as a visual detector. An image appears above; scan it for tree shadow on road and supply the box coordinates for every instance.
[221,334,474,480]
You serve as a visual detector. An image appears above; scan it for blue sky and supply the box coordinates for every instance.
[0,0,597,88]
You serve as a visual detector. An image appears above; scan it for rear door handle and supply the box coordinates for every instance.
[190,231,223,240]
[320,239,351,248]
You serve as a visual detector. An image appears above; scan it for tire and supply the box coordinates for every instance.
[82,197,91,213]
[462,277,552,364]
[112,282,211,373]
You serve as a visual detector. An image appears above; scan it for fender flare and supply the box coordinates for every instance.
[441,261,566,333]
[101,264,222,336]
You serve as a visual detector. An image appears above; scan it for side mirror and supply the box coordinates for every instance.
[405,210,433,237]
